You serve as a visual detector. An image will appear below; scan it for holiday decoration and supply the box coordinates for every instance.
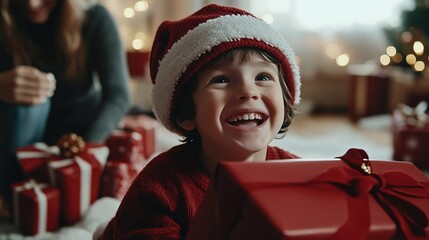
[383,0,429,77]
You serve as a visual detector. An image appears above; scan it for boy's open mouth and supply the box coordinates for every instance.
[226,113,266,127]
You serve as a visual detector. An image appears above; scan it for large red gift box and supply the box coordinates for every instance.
[11,179,60,236]
[119,114,157,159]
[392,109,429,169]
[187,149,429,240]
[16,143,109,183]
[47,147,108,225]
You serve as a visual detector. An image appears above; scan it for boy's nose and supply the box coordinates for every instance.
[28,0,43,9]
[235,82,258,101]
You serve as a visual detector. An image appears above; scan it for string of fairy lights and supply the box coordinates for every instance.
[121,0,154,51]
[116,0,428,78]
[380,30,429,77]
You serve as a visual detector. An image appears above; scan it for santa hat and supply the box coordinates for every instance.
[150,4,301,134]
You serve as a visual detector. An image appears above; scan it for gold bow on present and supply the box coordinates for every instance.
[56,133,86,158]
[397,101,428,127]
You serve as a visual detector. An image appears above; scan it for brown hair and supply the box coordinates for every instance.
[0,0,86,79]
[174,47,296,143]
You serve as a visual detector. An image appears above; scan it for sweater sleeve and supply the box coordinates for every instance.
[83,5,131,142]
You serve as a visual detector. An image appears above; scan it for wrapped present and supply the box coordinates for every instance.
[11,179,60,236]
[99,161,142,200]
[17,142,109,183]
[388,73,429,112]
[16,143,62,182]
[119,114,157,159]
[105,130,146,167]
[347,68,390,121]
[47,150,107,225]
[392,102,429,169]
[187,149,429,240]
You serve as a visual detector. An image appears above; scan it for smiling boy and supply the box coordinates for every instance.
[100,4,301,239]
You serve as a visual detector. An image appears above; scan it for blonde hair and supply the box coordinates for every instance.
[0,0,89,79]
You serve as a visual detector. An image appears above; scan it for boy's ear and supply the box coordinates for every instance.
[177,119,196,131]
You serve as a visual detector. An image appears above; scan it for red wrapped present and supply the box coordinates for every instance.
[392,103,429,169]
[347,68,389,122]
[47,150,107,225]
[11,179,60,236]
[16,143,109,183]
[16,143,62,182]
[99,161,142,200]
[119,115,157,159]
[187,149,429,240]
[105,130,146,167]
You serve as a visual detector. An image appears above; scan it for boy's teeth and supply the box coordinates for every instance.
[230,113,262,122]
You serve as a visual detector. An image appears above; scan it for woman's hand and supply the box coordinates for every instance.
[0,66,56,104]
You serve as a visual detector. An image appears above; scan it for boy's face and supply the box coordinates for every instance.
[181,53,285,160]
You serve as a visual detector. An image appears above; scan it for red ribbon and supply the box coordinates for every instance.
[241,148,429,239]
[334,148,429,239]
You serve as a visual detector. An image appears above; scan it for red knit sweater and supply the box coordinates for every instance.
[100,143,298,240]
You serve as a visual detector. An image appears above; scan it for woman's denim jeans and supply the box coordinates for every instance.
[0,100,50,197]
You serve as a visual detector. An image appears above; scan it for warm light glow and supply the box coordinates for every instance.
[392,53,403,63]
[132,39,144,50]
[401,31,413,43]
[124,8,135,18]
[406,54,416,65]
[386,46,397,56]
[135,31,146,40]
[325,44,340,59]
[336,54,350,66]
[135,1,149,12]
[413,41,424,55]
[262,14,274,24]
[380,54,390,66]
[293,0,410,30]
[414,61,425,72]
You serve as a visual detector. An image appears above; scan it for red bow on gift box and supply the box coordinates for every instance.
[333,148,429,239]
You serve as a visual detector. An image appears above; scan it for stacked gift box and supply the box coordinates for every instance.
[9,115,159,236]
[187,149,429,239]
[13,138,109,235]
[100,114,157,201]
[392,101,429,169]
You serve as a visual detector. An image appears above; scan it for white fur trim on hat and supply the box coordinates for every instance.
[152,14,301,133]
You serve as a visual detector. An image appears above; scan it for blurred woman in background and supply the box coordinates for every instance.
[0,0,131,214]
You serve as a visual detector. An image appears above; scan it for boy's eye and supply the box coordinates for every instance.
[209,76,229,84]
[255,73,273,81]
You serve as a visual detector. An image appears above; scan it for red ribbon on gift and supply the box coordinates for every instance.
[242,148,429,239]
[332,148,429,239]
